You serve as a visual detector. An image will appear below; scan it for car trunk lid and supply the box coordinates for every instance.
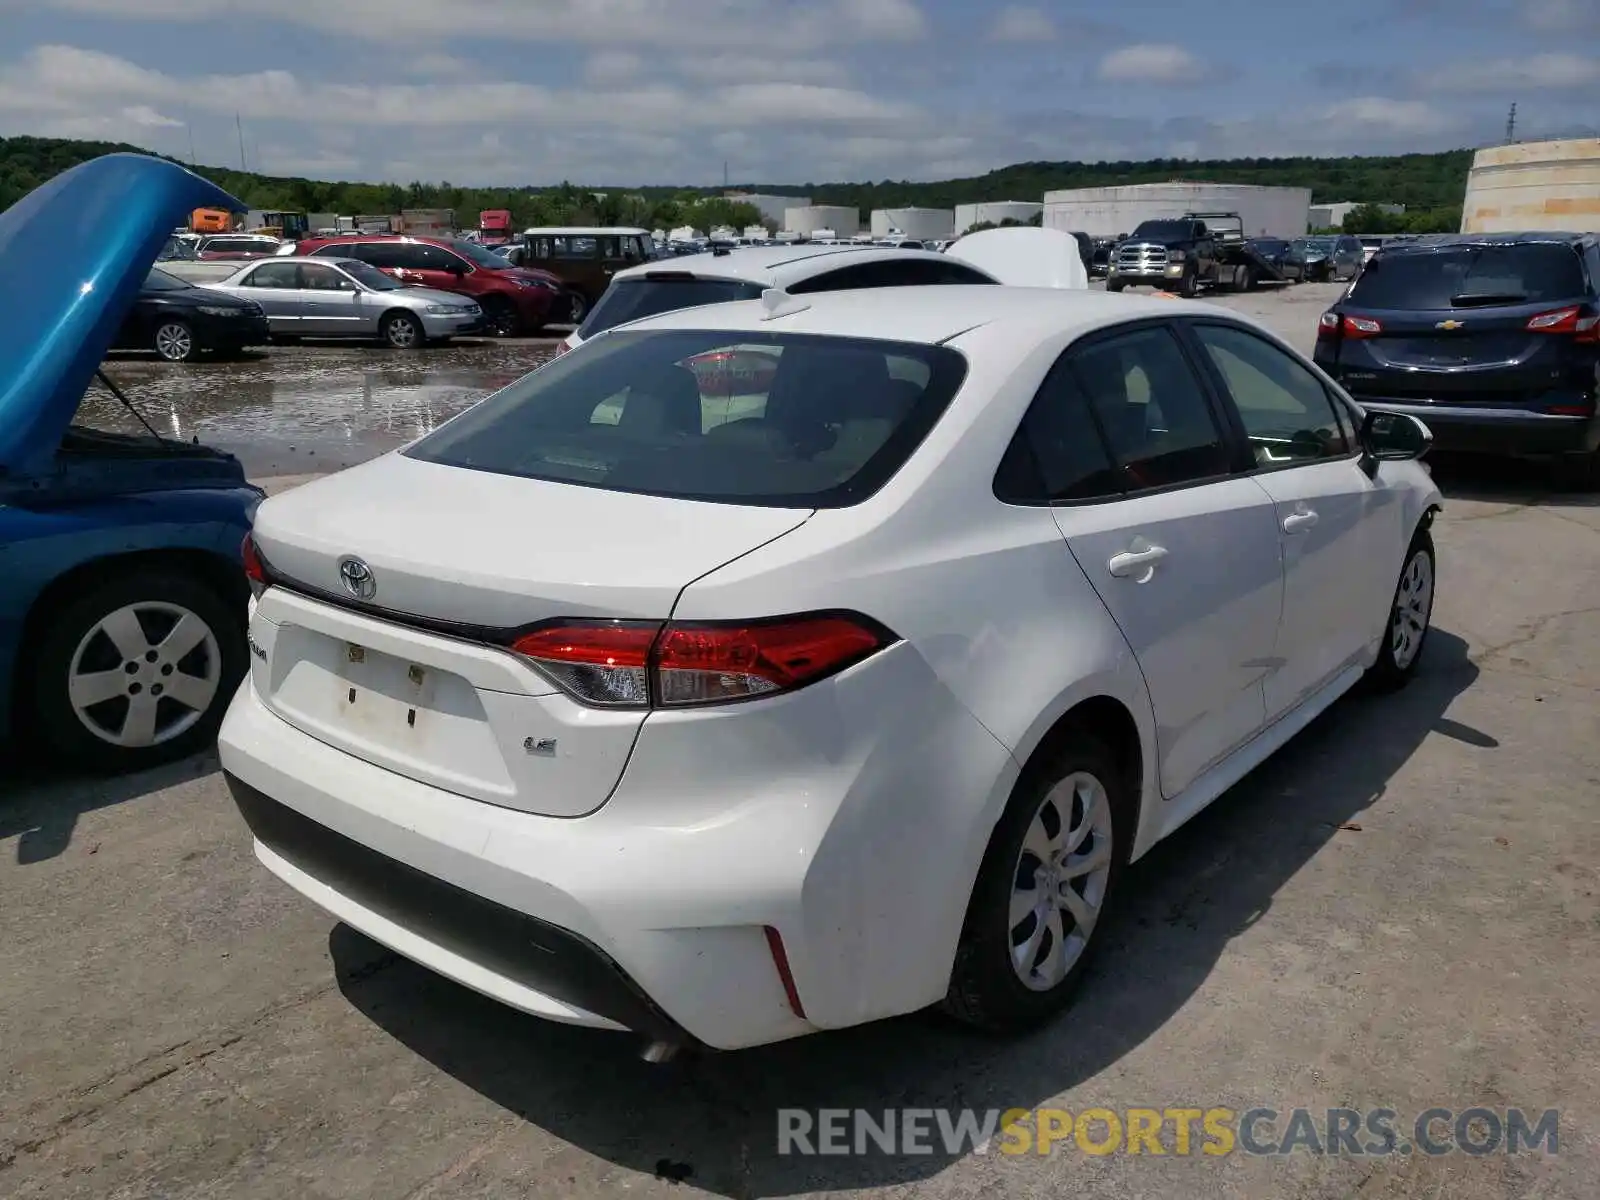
[248,452,811,816]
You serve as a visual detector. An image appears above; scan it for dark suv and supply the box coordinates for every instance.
[1314,232,1600,485]
[294,235,562,336]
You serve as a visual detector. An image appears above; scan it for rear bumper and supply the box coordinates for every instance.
[227,773,693,1046]
[217,639,1014,1049]
[1351,397,1600,456]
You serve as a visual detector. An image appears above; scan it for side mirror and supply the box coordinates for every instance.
[1359,410,1432,475]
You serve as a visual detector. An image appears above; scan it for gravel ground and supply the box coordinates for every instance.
[3,281,1598,1199]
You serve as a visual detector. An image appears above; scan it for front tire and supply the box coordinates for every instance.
[382,311,425,350]
[1178,267,1199,298]
[1367,528,1435,692]
[944,732,1129,1032]
[482,295,520,338]
[153,320,196,362]
[1105,279,1126,293]
[29,570,247,771]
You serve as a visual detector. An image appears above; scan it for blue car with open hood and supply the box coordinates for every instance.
[0,154,261,770]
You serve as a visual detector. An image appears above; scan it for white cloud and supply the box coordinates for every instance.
[0,45,916,132]
[1521,0,1600,31]
[585,51,644,85]
[672,54,849,86]
[403,53,475,78]
[1415,52,1600,91]
[1314,97,1455,136]
[37,0,925,47]
[1097,43,1210,86]
[989,6,1057,42]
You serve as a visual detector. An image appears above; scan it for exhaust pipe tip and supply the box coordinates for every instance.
[640,1040,682,1064]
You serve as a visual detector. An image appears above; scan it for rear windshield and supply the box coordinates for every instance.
[406,329,968,507]
[577,276,764,338]
[1132,221,1195,240]
[1347,243,1586,310]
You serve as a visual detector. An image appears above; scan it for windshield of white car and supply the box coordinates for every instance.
[336,261,404,291]
[143,268,191,291]
[577,277,765,339]
[448,238,519,269]
[406,329,968,507]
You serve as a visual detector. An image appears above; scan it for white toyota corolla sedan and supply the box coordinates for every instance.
[220,286,1442,1057]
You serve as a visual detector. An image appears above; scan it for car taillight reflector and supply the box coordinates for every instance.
[1342,315,1382,339]
[508,613,893,709]
[1574,315,1599,344]
[241,533,268,597]
[1317,311,1341,338]
[552,340,571,357]
[511,621,658,707]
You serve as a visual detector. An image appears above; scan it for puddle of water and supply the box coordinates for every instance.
[86,342,554,477]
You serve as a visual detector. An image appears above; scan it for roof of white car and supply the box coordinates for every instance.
[622,284,1227,346]
[522,226,652,236]
[612,244,985,288]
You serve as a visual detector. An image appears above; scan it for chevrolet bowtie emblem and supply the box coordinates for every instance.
[1436,319,1465,330]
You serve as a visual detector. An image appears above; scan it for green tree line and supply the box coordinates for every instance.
[1,134,1472,231]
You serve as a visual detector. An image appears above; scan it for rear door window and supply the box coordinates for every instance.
[240,261,300,288]
[1348,244,1586,309]
[406,330,968,507]
[1065,325,1233,491]
[577,276,764,338]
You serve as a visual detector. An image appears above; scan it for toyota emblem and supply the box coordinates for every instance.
[338,556,377,600]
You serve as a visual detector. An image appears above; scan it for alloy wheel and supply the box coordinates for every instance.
[1390,549,1434,671]
[1009,771,1115,991]
[66,601,222,748]
[386,316,419,348]
[155,322,193,361]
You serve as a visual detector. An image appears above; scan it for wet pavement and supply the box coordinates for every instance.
[94,337,561,479]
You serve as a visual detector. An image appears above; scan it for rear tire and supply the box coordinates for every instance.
[382,311,425,350]
[563,290,588,326]
[29,569,247,772]
[1557,449,1600,492]
[1367,528,1435,692]
[944,732,1129,1032]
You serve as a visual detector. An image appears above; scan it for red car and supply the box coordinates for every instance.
[293,235,562,336]
[196,234,284,261]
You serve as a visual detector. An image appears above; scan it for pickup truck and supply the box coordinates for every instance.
[1106,212,1285,296]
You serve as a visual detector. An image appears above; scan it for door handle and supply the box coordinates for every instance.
[1107,544,1168,579]
[1282,509,1319,533]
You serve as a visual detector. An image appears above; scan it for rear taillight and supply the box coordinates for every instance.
[1526,306,1579,333]
[1317,311,1341,338]
[241,533,268,598]
[552,341,571,358]
[510,620,656,706]
[1341,315,1382,339]
[1526,307,1600,342]
[509,613,894,709]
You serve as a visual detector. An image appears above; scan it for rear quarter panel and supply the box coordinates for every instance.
[0,485,259,736]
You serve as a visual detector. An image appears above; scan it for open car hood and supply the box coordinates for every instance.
[947,227,1089,290]
[0,154,240,473]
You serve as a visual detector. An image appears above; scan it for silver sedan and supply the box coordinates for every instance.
[210,256,484,348]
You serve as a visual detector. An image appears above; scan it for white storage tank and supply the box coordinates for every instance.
[784,205,861,237]
[954,201,1042,233]
[1462,138,1600,233]
[871,207,955,240]
[1043,183,1311,238]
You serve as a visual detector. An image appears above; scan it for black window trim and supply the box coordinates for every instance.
[1176,317,1365,476]
[991,316,1253,508]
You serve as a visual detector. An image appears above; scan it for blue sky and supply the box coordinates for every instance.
[0,0,1596,186]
